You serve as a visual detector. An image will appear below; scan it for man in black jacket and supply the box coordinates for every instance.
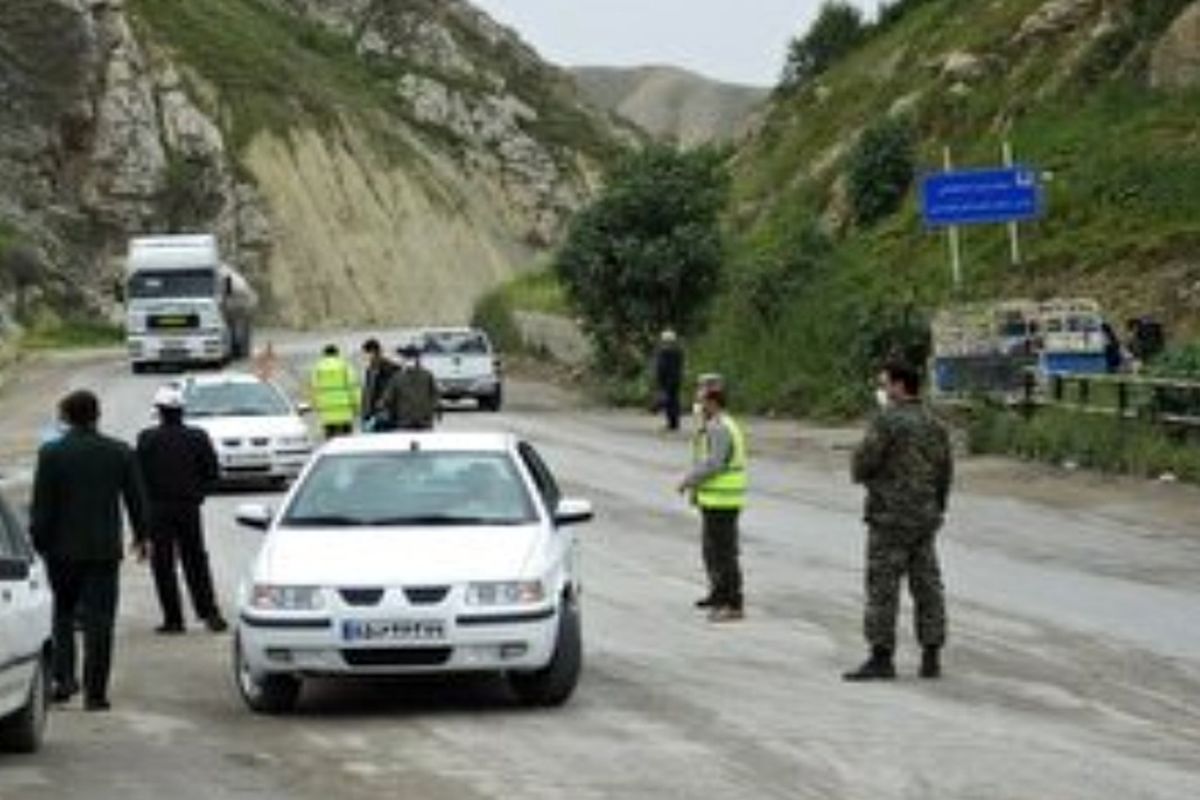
[379,345,440,431]
[136,386,227,635]
[654,329,685,431]
[30,390,150,711]
[360,338,398,431]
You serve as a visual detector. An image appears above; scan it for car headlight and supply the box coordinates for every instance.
[250,585,325,611]
[465,581,545,607]
[275,435,311,448]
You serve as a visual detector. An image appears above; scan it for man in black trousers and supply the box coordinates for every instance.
[31,390,150,711]
[654,329,685,431]
[360,337,399,431]
[136,385,228,635]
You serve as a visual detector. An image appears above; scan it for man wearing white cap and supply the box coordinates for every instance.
[136,386,227,634]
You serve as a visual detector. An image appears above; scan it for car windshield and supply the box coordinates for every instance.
[185,381,291,418]
[128,268,216,300]
[422,331,489,355]
[283,451,536,527]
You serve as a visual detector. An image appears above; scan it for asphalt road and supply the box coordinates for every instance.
[1,340,1198,799]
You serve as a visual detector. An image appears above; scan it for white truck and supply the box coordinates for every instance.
[123,235,258,373]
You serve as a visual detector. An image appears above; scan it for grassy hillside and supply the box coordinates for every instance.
[695,0,1200,416]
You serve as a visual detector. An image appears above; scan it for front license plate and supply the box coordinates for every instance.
[224,454,269,468]
[342,619,446,642]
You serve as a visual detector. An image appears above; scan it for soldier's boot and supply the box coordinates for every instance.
[919,646,941,679]
[842,647,896,681]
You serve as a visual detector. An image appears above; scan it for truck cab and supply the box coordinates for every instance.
[124,235,256,373]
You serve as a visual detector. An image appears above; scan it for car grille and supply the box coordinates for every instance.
[339,588,384,606]
[250,437,270,447]
[341,648,452,667]
[404,586,449,605]
[222,438,242,448]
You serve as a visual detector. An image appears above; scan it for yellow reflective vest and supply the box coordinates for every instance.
[694,414,748,510]
[310,355,359,426]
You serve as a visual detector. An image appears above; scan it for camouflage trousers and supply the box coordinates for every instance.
[862,525,946,650]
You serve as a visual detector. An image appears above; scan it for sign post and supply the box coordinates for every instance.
[921,156,1044,288]
[1003,141,1021,267]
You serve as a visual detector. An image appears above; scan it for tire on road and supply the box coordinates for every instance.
[0,655,49,753]
[479,387,503,412]
[234,633,300,714]
[508,600,581,707]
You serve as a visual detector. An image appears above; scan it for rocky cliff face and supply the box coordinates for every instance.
[0,0,617,326]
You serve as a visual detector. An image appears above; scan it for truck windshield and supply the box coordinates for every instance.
[128,269,216,300]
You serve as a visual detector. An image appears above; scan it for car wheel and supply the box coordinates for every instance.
[508,600,581,707]
[479,388,503,412]
[0,654,49,753]
[234,634,300,714]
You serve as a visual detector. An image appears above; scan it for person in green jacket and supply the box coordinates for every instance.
[310,344,359,439]
[30,390,150,711]
[677,377,748,623]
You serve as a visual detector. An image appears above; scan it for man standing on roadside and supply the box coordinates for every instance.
[379,344,440,431]
[654,329,685,431]
[30,390,150,711]
[678,376,748,623]
[360,338,398,432]
[310,344,359,439]
[845,361,953,681]
[137,386,228,635]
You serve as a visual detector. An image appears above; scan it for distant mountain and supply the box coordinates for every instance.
[571,65,768,147]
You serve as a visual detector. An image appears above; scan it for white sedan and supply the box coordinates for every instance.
[178,373,313,486]
[232,432,592,713]
[0,489,52,753]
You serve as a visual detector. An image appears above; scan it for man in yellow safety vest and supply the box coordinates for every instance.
[677,376,748,623]
[310,344,359,439]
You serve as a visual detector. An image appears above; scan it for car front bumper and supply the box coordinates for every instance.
[237,605,559,676]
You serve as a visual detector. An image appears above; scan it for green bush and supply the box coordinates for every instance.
[968,404,1200,482]
[847,117,916,226]
[470,288,523,355]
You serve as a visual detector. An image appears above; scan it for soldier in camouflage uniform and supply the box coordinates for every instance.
[845,361,953,681]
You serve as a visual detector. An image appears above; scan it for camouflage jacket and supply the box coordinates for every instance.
[852,399,953,532]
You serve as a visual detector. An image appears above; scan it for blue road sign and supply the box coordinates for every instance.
[921,167,1043,227]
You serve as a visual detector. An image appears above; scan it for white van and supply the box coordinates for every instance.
[0,490,52,753]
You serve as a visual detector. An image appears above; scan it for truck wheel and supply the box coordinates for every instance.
[479,387,503,412]
[234,634,300,714]
[0,655,49,753]
[508,600,581,707]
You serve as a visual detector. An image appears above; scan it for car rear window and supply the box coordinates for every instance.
[422,331,490,355]
[282,451,536,527]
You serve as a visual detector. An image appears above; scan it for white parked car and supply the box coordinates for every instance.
[232,432,592,713]
[405,327,503,412]
[0,490,52,753]
[177,373,313,486]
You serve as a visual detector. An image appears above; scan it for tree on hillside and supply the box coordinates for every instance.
[780,1,866,89]
[847,116,916,226]
[554,145,729,375]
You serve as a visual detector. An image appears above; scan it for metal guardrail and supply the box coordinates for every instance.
[1038,371,1200,428]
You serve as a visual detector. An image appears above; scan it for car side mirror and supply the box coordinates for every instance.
[554,498,593,527]
[296,402,312,416]
[235,503,273,531]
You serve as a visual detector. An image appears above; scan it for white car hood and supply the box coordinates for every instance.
[190,415,306,441]
[257,525,545,586]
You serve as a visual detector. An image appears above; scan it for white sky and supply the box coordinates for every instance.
[471,1,874,86]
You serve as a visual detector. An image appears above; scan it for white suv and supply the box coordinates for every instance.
[0,490,52,753]
[232,432,592,713]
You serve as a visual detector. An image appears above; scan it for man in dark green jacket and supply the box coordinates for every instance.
[30,390,150,711]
